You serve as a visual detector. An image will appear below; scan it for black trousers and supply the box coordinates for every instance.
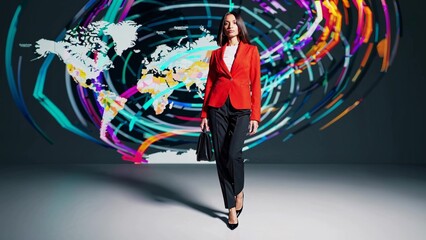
[208,97,250,209]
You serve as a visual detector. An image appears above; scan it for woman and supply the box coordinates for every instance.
[200,10,261,230]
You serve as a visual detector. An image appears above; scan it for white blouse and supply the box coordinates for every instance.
[223,43,239,72]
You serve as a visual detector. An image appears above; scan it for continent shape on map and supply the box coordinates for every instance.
[137,33,217,114]
[34,20,140,141]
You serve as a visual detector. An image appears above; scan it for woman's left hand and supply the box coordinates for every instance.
[248,120,259,135]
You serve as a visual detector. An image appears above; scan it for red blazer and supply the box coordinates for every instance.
[201,42,261,122]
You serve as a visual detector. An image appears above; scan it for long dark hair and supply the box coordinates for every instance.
[216,11,251,46]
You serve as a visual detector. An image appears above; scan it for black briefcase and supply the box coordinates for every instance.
[196,127,214,161]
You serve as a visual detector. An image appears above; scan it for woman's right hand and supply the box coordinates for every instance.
[200,118,210,131]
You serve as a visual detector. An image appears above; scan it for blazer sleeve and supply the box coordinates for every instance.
[250,46,261,122]
[200,51,216,119]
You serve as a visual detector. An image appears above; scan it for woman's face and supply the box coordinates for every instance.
[223,14,239,39]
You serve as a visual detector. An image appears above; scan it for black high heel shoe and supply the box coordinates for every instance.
[236,193,244,217]
[236,206,243,217]
[227,221,239,230]
[228,209,239,230]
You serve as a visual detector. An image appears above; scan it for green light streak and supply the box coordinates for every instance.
[104,0,124,23]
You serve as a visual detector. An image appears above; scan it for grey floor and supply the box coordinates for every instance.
[1,163,426,240]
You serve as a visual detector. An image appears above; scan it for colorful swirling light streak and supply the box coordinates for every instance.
[5,6,53,144]
[5,0,401,163]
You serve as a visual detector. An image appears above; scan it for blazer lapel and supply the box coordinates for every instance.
[217,41,248,78]
[218,45,231,77]
[230,42,247,74]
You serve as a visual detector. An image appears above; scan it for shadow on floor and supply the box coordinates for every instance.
[44,165,229,225]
